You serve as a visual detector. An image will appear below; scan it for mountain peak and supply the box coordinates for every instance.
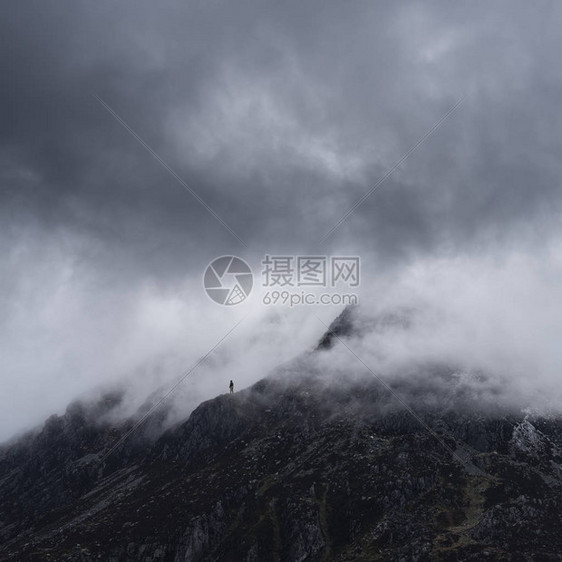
[316,304,358,350]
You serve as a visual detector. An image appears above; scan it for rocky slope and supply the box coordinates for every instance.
[1,309,562,561]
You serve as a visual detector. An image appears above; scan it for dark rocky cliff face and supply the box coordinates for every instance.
[1,310,562,561]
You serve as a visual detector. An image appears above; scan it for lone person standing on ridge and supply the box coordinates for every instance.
[229,380,234,394]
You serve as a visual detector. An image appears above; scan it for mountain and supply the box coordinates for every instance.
[1,308,562,561]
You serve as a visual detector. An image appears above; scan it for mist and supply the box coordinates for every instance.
[3,0,562,441]
[4,228,562,443]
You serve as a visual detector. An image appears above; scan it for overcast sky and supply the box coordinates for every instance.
[2,1,562,440]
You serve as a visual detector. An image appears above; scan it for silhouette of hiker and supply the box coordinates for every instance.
[229,380,234,394]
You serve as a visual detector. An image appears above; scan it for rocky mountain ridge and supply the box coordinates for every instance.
[1,308,562,561]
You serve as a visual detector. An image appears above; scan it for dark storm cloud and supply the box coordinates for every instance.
[3,0,562,438]
[3,1,562,269]
[3,1,561,264]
